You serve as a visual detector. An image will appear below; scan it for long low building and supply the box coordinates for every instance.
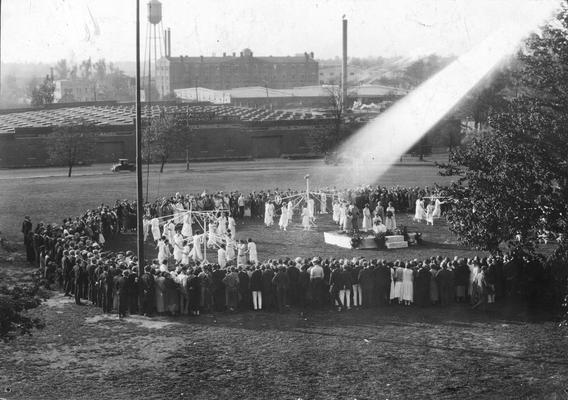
[0,102,337,168]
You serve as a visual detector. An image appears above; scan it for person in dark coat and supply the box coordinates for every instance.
[101,266,115,313]
[328,264,344,310]
[414,262,431,306]
[139,265,155,316]
[454,258,470,302]
[359,264,375,308]
[126,268,139,314]
[262,266,275,311]
[250,265,263,310]
[62,251,74,297]
[115,270,129,318]
[437,263,454,306]
[238,267,250,310]
[188,268,201,315]
[73,261,86,305]
[286,262,300,306]
[375,261,392,306]
[298,264,310,310]
[272,266,290,312]
[212,265,226,312]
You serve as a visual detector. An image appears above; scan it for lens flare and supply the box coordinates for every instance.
[333,0,562,185]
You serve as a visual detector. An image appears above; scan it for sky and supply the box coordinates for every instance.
[0,0,560,64]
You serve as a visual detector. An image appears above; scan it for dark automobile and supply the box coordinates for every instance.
[111,159,136,172]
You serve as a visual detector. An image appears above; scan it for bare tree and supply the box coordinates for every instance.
[47,119,96,177]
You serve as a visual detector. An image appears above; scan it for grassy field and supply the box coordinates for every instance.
[1,159,567,399]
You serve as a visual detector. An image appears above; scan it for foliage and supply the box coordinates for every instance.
[30,75,55,107]
[310,86,350,153]
[438,6,568,254]
[47,120,97,177]
[374,232,386,249]
[350,235,363,249]
[0,283,45,341]
[142,111,194,173]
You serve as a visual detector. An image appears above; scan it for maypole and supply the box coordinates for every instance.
[135,0,145,277]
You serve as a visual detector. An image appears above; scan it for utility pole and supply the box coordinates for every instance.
[135,0,145,276]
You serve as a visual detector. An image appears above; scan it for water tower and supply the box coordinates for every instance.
[144,0,169,102]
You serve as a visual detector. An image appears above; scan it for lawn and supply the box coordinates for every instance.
[1,159,567,399]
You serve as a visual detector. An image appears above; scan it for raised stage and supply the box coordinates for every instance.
[323,231,411,250]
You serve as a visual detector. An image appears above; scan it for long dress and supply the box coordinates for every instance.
[362,207,373,231]
[308,198,315,219]
[401,267,414,302]
[320,193,327,213]
[181,244,190,265]
[393,267,404,300]
[332,202,340,223]
[173,233,184,263]
[414,199,425,222]
[151,218,161,241]
[433,199,442,218]
[287,201,294,222]
[247,241,258,264]
[385,206,396,231]
[157,240,168,264]
[181,213,193,238]
[264,203,273,227]
[228,216,236,237]
[190,234,204,262]
[339,204,346,228]
[301,207,310,230]
[217,215,227,236]
[237,242,247,266]
[426,204,435,225]
[226,237,236,261]
[278,208,289,230]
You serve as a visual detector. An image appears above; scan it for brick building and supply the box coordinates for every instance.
[156,48,319,98]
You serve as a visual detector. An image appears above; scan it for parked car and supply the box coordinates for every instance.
[111,159,136,172]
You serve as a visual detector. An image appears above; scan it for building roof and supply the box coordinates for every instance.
[0,103,332,134]
[164,55,315,64]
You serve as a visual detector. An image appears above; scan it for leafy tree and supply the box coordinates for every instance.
[439,6,568,254]
[29,75,55,107]
[310,86,349,153]
[47,120,96,177]
[54,59,69,80]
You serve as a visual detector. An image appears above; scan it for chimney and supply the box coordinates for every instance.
[342,17,348,107]
[167,28,172,57]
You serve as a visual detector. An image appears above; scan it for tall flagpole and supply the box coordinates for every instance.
[135,0,145,277]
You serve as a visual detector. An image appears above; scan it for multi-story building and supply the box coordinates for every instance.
[155,48,319,98]
[53,80,96,103]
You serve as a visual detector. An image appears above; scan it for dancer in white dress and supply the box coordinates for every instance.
[189,232,204,262]
[287,201,294,223]
[332,201,340,224]
[320,193,327,213]
[151,217,161,242]
[278,201,289,231]
[426,202,435,226]
[264,202,275,227]
[301,206,310,231]
[385,202,397,232]
[432,198,443,218]
[247,238,258,265]
[308,198,315,221]
[157,237,170,265]
[181,240,190,265]
[228,214,236,237]
[217,213,227,236]
[339,202,347,228]
[414,199,426,222]
[181,213,193,238]
[225,234,236,262]
[173,231,184,263]
[362,204,373,231]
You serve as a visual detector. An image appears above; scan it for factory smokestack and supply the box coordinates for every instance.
[164,28,171,57]
[342,16,348,109]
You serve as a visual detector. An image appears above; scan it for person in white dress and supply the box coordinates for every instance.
[173,231,184,263]
[181,213,193,238]
[163,219,176,244]
[338,202,347,229]
[432,198,443,218]
[157,237,169,265]
[207,222,218,248]
[385,202,397,232]
[228,214,237,237]
[426,202,435,226]
[143,216,150,241]
[217,213,228,236]
[217,245,227,268]
[225,234,236,262]
[301,205,311,231]
[332,201,340,224]
[181,240,191,265]
[320,193,327,213]
[287,201,294,223]
[372,216,387,234]
[401,263,414,305]
[189,232,204,262]
[247,238,258,265]
[151,217,161,242]
[307,198,315,221]
[237,240,247,267]
[362,204,373,231]
[264,202,274,227]
[278,201,289,231]
[414,199,426,222]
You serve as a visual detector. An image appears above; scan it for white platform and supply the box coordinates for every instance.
[323,231,377,249]
[385,234,408,249]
